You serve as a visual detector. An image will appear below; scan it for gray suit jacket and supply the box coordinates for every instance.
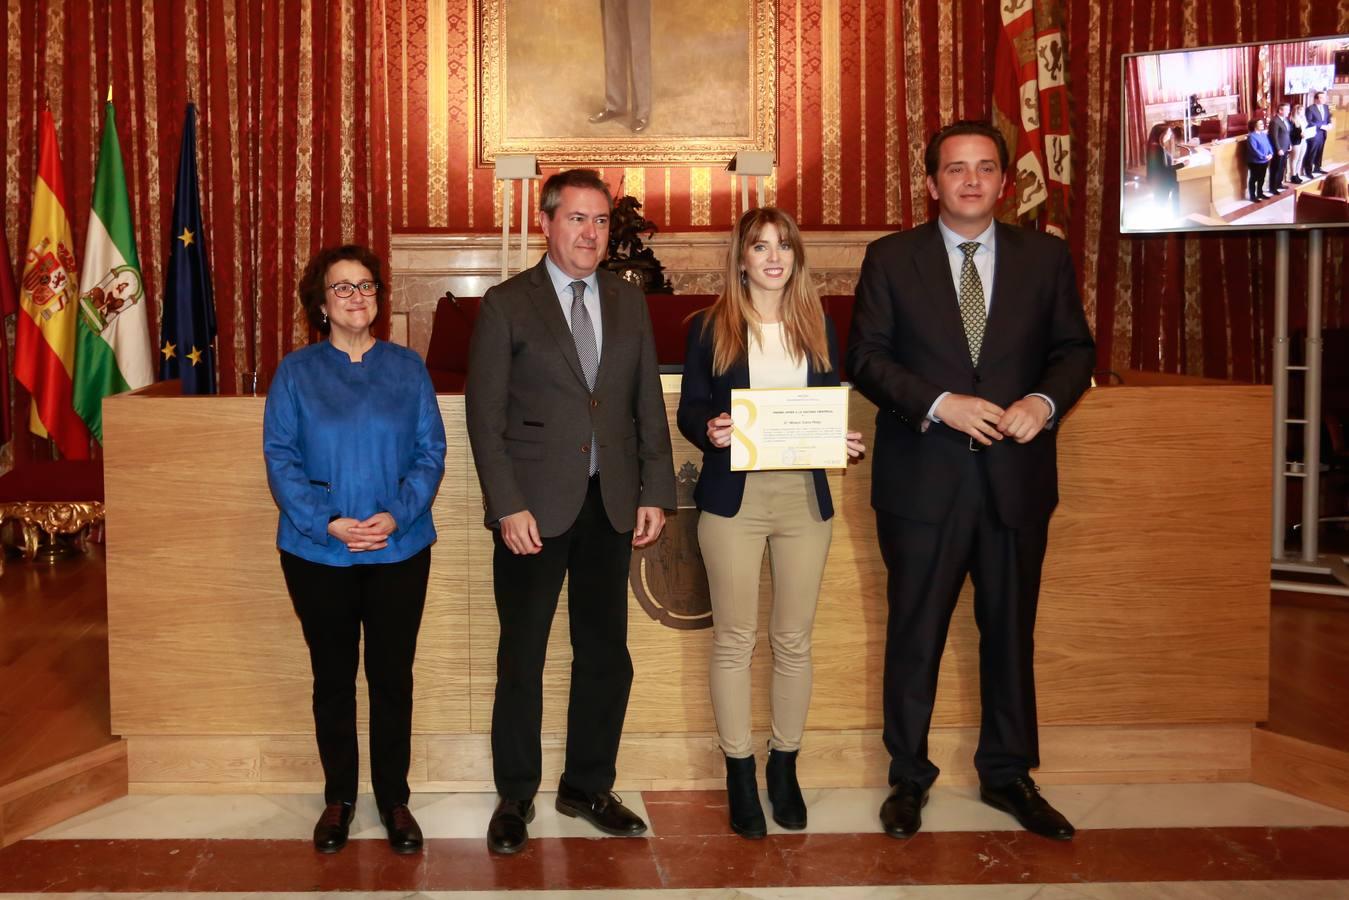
[465,258,676,537]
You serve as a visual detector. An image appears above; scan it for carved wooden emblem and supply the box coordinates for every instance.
[630,460,713,629]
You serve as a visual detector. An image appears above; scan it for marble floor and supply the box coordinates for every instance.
[4,783,1349,896]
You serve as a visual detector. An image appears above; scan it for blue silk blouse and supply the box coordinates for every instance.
[263,339,446,566]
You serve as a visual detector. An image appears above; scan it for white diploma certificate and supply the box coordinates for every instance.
[730,386,850,471]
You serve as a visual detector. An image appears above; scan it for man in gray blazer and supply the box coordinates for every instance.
[1269,103,1292,194]
[466,168,675,855]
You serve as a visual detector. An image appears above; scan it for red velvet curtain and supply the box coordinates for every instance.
[2,0,391,462]
[3,0,1349,468]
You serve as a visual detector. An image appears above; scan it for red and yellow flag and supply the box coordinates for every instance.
[14,110,90,459]
[992,0,1071,237]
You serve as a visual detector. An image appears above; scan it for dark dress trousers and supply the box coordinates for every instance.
[676,311,841,520]
[1305,102,1332,174]
[1269,114,1292,190]
[465,258,675,801]
[845,220,1094,790]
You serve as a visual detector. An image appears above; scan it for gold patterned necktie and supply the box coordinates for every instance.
[957,241,985,364]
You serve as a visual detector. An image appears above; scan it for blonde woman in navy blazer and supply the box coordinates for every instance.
[677,207,864,839]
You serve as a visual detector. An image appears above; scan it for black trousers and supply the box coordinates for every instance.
[491,475,635,801]
[281,547,430,811]
[1306,133,1326,174]
[876,453,1049,790]
[1247,162,1269,201]
[1269,153,1287,190]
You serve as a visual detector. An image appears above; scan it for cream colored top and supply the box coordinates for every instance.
[748,322,808,389]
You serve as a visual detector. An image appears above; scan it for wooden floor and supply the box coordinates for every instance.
[1268,590,1349,752]
[0,544,116,785]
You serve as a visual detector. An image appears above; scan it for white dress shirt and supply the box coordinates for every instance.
[926,218,1056,424]
[544,255,603,359]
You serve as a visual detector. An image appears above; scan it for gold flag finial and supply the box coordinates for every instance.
[107,84,113,103]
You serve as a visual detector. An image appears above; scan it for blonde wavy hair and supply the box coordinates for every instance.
[698,207,831,376]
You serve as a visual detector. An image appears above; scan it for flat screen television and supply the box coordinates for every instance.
[1120,34,1349,233]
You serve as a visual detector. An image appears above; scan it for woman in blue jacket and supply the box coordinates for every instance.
[264,244,446,855]
[677,208,864,838]
[1246,116,1274,203]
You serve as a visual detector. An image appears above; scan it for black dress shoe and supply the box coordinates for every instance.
[380,804,423,854]
[724,754,767,839]
[589,108,624,124]
[487,797,534,855]
[632,117,649,134]
[979,776,1075,840]
[879,781,928,838]
[1314,169,1328,175]
[313,801,354,853]
[1292,176,1304,184]
[765,748,806,830]
[555,778,648,836]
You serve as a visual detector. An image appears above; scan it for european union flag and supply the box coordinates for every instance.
[159,104,216,394]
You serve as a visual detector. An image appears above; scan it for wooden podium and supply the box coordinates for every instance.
[101,378,1270,792]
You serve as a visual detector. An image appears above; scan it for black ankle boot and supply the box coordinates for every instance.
[766,748,807,829]
[724,754,767,839]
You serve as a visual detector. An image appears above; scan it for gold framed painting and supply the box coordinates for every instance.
[478,0,778,165]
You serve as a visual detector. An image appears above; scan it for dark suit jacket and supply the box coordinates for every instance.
[1270,115,1292,152]
[1307,103,1332,136]
[1145,144,1181,196]
[676,311,841,520]
[845,220,1095,528]
[465,258,676,537]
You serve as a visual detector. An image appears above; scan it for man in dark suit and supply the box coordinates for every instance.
[1269,103,1292,194]
[846,121,1095,841]
[466,168,676,854]
[1305,91,1332,178]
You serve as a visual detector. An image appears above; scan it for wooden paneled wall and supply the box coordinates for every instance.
[101,382,1270,791]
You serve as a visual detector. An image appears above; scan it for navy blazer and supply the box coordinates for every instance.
[676,310,841,520]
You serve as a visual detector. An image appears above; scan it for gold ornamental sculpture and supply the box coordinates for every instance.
[0,499,105,567]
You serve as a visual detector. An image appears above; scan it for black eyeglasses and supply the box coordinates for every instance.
[327,280,380,298]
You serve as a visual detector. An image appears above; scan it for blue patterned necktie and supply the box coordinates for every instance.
[569,280,599,475]
[957,241,986,364]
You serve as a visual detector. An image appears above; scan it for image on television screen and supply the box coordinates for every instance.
[1120,34,1349,234]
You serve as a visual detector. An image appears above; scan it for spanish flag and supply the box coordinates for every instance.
[14,110,90,459]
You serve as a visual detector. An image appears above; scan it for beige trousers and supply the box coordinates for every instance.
[698,470,833,757]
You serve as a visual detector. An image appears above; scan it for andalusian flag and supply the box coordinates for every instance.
[15,110,90,459]
[73,100,153,442]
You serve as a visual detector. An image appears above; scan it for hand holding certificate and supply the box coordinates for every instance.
[730,386,851,471]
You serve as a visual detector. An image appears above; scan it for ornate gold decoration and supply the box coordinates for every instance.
[884,0,900,224]
[141,0,163,323]
[859,0,867,225]
[901,0,927,225]
[294,0,316,349]
[690,167,711,226]
[0,501,105,565]
[427,0,449,225]
[477,0,778,165]
[820,0,842,225]
[623,167,646,206]
[794,0,803,220]
[340,0,357,241]
[464,0,476,228]
[7,0,22,256]
[936,0,953,124]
